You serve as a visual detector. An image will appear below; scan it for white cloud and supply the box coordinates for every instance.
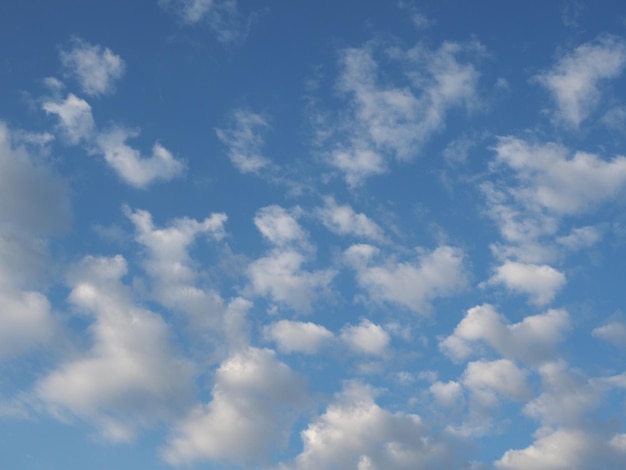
[345,244,467,314]
[253,205,306,247]
[264,320,333,354]
[462,359,532,407]
[493,136,626,215]
[247,248,334,313]
[60,38,125,96]
[592,320,626,347]
[430,380,464,407]
[36,255,194,441]
[159,0,245,44]
[163,347,305,465]
[328,40,482,185]
[317,196,385,241]
[487,261,566,306]
[440,304,570,365]
[42,93,95,144]
[496,428,620,470]
[340,319,390,356]
[0,124,70,359]
[535,34,626,127]
[216,109,272,174]
[95,128,186,188]
[282,381,464,470]
[127,207,234,339]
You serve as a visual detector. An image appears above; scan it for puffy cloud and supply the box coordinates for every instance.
[282,381,464,469]
[340,319,390,356]
[328,40,482,185]
[95,128,186,188]
[36,255,194,441]
[162,347,305,465]
[0,124,70,359]
[493,136,626,215]
[247,248,334,313]
[440,304,570,365]
[216,109,272,174]
[496,427,623,470]
[462,359,532,407]
[254,205,307,247]
[345,244,467,314]
[60,38,125,96]
[317,196,385,241]
[592,320,626,347]
[487,261,566,306]
[535,34,626,127]
[264,320,334,354]
[159,0,244,44]
[430,380,465,407]
[42,93,95,144]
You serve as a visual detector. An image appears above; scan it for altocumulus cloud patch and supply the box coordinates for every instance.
[1,1,626,469]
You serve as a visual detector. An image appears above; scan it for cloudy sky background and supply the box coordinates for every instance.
[2,0,626,468]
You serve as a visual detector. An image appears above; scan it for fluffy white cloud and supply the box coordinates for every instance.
[60,38,125,96]
[247,248,334,313]
[264,320,333,354]
[493,136,626,215]
[340,319,390,356]
[37,255,194,441]
[254,205,306,246]
[42,93,95,144]
[535,34,626,127]
[496,428,623,470]
[487,261,566,306]
[328,40,482,184]
[440,304,570,365]
[430,380,465,407]
[95,128,186,188]
[557,225,603,250]
[345,244,467,314]
[0,124,70,359]
[462,359,532,407]
[163,347,305,465]
[216,109,272,174]
[282,381,464,469]
[317,196,385,241]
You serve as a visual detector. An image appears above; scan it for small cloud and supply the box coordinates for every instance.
[60,37,125,97]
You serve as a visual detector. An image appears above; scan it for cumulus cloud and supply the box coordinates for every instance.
[247,248,334,313]
[253,205,306,247]
[327,40,482,185]
[0,124,70,359]
[462,359,532,408]
[264,320,333,354]
[345,244,467,314]
[557,225,603,250]
[163,347,306,465]
[282,381,464,469]
[42,93,95,144]
[430,380,465,407]
[36,255,194,441]
[440,304,570,365]
[487,261,566,306]
[60,38,125,96]
[340,319,390,356]
[493,136,626,215]
[95,128,186,188]
[535,34,626,127]
[317,196,385,241]
[216,109,272,174]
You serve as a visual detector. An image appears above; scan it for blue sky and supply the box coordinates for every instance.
[2,0,626,468]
